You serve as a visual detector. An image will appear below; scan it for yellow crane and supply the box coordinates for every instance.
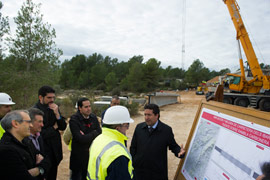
[222,0,270,111]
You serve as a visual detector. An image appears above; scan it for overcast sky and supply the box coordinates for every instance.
[2,0,270,71]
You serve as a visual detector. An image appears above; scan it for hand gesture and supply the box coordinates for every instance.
[28,167,39,177]
[53,122,58,130]
[36,154,44,164]
[49,103,60,119]
[178,144,185,158]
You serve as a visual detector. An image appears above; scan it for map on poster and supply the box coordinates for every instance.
[181,108,270,180]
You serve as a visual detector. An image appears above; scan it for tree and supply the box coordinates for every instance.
[218,68,230,75]
[60,54,88,88]
[116,55,144,81]
[0,0,62,108]
[260,63,270,69]
[143,58,161,90]
[185,59,210,86]
[7,0,62,71]
[168,67,185,79]
[114,61,129,80]
[128,55,144,66]
[0,55,59,108]
[122,62,146,92]
[105,72,118,91]
[90,63,108,87]
[0,1,10,59]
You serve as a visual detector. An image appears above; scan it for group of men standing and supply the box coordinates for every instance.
[0,86,186,180]
[0,86,66,180]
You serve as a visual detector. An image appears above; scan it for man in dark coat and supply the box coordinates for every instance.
[34,86,67,180]
[130,104,185,180]
[69,97,101,180]
[23,108,51,179]
[0,110,44,180]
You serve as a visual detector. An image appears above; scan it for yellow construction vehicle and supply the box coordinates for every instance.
[222,0,270,111]
[196,81,207,95]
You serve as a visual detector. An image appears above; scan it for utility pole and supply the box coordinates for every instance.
[181,0,186,70]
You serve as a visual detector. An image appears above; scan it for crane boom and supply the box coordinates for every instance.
[223,0,263,78]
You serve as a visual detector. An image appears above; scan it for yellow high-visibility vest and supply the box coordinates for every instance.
[87,128,133,180]
[0,124,5,140]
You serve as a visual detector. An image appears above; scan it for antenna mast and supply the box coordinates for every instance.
[181,0,186,70]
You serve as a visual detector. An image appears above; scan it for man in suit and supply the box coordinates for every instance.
[23,108,51,179]
[130,103,185,180]
[69,98,101,180]
[0,110,44,180]
[34,86,66,180]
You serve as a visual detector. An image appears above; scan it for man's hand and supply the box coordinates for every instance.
[36,154,44,164]
[49,103,60,119]
[53,122,58,130]
[178,144,185,158]
[28,167,39,177]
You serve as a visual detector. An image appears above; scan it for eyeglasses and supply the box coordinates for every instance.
[121,124,130,128]
[22,120,32,124]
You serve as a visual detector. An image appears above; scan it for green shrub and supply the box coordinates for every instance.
[111,87,121,96]
[96,83,106,90]
[55,97,76,118]
[92,104,108,117]
[126,102,139,116]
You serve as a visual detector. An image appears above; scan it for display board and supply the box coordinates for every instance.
[174,100,270,180]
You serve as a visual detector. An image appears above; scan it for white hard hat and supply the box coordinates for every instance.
[103,105,134,124]
[0,93,15,105]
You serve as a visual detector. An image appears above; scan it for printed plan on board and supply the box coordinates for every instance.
[182,108,270,180]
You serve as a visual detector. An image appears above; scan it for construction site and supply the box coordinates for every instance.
[1,0,269,179]
[57,90,202,180]
[58,0,270,179]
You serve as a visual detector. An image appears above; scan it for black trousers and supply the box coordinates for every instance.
[46,160,58,180]
[70,169,87,180]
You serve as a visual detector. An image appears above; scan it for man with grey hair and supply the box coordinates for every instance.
[0,110,44,180]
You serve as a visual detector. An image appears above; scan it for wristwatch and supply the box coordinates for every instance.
[38,167,44,175]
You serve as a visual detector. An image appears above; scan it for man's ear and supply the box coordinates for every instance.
[11,120,19,128]
[38,95,43,102]
[115,126,120,131]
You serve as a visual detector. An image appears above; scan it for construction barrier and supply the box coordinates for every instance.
[147,92,180,107]
[93,101,110,108]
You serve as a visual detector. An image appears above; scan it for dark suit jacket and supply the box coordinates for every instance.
[69,111,101,171]
[130,120,181,180]
[0,132,38,180]
[34,101,66,165]
[23,134,51,179]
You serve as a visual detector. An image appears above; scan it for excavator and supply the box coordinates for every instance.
[221,0,270,111]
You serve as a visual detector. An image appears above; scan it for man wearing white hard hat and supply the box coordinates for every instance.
[87,105,134,180]
[0,92,15,139]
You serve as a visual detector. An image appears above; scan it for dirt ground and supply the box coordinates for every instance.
[57,90,205,180]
